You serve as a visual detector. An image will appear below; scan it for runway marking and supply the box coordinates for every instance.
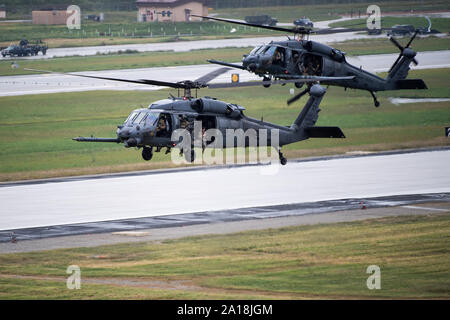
[400,205,449,212]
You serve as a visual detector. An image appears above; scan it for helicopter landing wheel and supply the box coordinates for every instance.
[263,76,271,88]
[278,149,287,165]
[142,146,153,161]
[184,148,195,163]
[370,91,380,107]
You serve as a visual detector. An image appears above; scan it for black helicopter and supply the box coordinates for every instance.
[27,68,346,165]
[191,15,428,107]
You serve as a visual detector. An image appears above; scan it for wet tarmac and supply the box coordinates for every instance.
[0,193,449,243]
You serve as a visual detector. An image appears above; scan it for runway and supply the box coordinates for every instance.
[1,50,449,96]
[1,148,449,233]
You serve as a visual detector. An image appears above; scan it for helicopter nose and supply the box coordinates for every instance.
[247,63,257,72]
[117,128,130,139]
[243,55,255,68]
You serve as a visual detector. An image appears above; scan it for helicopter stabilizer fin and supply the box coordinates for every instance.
[305,126,345,138]
[395,79,427,90]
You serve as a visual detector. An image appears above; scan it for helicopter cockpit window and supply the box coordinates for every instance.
[124,112,138,124]
[133,112,146,124]
[250,46,264,55]
[261,46,285,66]
[263,46,277,57]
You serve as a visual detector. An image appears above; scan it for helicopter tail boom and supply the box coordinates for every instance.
[290,84,345,141]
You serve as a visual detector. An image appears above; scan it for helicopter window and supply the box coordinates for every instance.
[139,114,148,124]
[124,112,138,124]
[301,53,322,76]
[133,112,146,124]
[146,112,160,126]
[272,47,285,66]
[263,46,277,56]
[156,113,172,137]
[250,46,264,55]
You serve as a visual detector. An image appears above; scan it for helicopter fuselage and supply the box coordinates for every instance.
[115,97,307,150]
[74,85,345,164]
[243,39,412,92]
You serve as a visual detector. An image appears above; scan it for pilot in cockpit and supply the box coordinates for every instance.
[156,115,169,137]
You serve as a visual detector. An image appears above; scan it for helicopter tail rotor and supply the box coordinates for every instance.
[388,29,419,73]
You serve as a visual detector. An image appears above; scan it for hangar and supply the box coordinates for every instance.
[136,0,208,22]
[32,7,68,25]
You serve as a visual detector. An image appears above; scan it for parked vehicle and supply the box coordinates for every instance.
[387,24,415,36]
[293,17,313,28]
[245,15,277,27]
[1,39,47,57]
[1,45,31,57]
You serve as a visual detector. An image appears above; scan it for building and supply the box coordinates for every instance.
[32,8,68,25]
[136,0,208,22]
[0,5,6,19]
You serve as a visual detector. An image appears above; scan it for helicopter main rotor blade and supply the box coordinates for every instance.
[194,67,231,84]
[207,59,246,70]
[24,68,188,89]
[312,27,370,35]
[192,14,369,36]
[72,137,120,143]
[191,14,303,34]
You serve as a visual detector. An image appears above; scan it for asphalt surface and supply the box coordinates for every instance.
[2,32,388,60]
[1,50,449,96]
[1,198,449,253]
[1,148,449,232]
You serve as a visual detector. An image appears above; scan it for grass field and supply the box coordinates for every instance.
[0,212,448,299]
[1,36,449,77]
[0,68,449,181]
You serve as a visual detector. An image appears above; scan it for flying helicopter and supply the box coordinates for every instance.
[26,67,347,165]
[191,15,428,107]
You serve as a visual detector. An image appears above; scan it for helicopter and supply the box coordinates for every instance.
[26,67,347,165]
[191,15,428,107]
